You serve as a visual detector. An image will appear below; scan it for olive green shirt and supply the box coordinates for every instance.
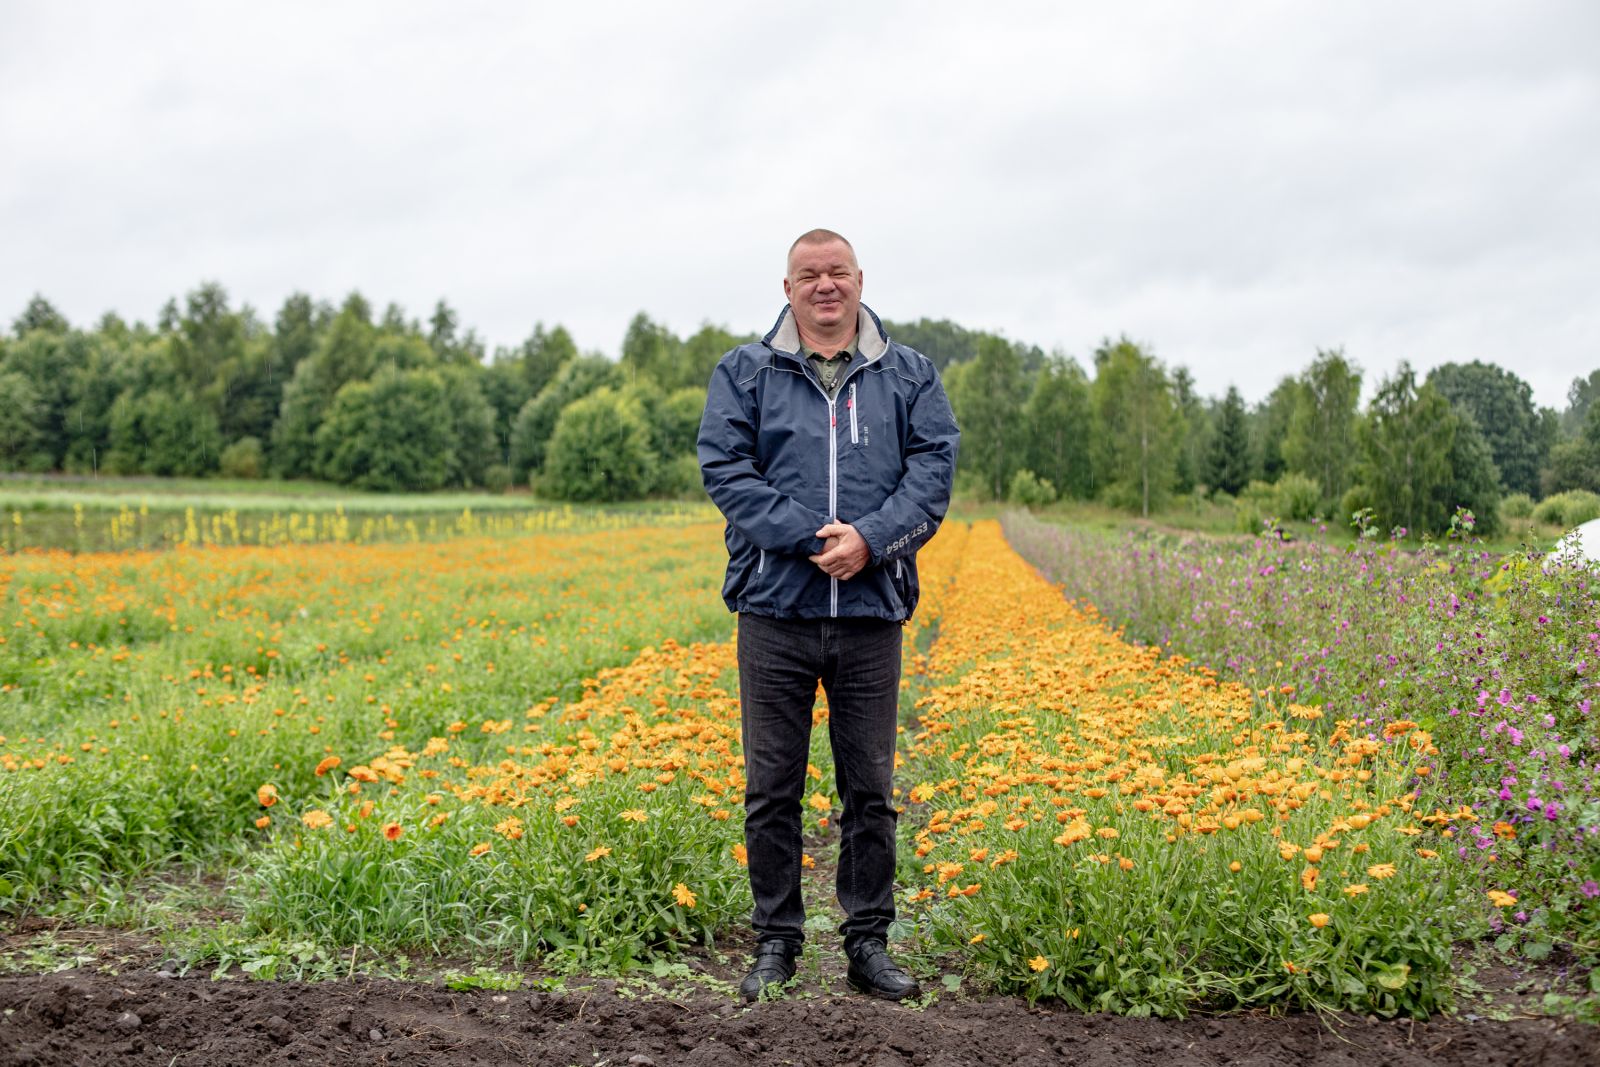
[800,338,858,399]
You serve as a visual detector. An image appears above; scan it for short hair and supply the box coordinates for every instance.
[787,228,856,266]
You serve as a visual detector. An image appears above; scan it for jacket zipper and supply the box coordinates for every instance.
[848,383,858,444]
[799,359,869,619]
[828,395,838,616]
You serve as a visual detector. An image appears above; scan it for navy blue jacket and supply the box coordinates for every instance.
[697,303,959,621]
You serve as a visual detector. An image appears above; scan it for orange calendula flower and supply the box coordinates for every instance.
[619,809,648,823]
[1300,867,1319,892]
[382,822,403,841]
[470,842,492,857]
[494,816,524,841]
[1028,956,1050,972]
[1366,863,1398,880]
[809,793,832,811]
[1342,883,1369,897]
[254,815,271,829]
[314,756,341,777]
[673,883,697,908]
[1492,821,1516,840]
[968,933,986,944]
[731,843,748,866]
[257,783,279,808]
[585,845,611,863]
[1487,890,1517,908]
[1309,913,1330,928]
[801,853,816,869]
[936,862,965,884]
[1416,848,1439,859]
[301,810,333,830]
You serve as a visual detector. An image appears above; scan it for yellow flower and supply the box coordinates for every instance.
[1487,890,1517,908]
[495,816,525,841]
[968,933,986,944]
[673,883,697,908]
[301,810,333,830]
[1308,913,1330,928]
[809,792,832,811]
[1366,863,1397,880]
[1028,955,1050,972]
[1342,883,1369,897]
[620,809,648,823]
[585,845,611,863]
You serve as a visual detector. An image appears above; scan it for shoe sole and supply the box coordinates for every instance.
[846,973,921,1002]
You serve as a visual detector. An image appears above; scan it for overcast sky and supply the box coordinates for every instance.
[3,1,1596,409]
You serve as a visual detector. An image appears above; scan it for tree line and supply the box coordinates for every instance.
[1,285,1596,536]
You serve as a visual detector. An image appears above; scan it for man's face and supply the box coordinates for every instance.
[784,239,863,339]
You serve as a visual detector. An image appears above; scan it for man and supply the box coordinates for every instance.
[697,229,959,1002]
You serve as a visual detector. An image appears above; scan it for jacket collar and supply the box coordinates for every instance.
[764,303,889,363]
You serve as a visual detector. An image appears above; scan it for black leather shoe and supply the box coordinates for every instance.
[845,940,921,1001]
[740,940,799,1002]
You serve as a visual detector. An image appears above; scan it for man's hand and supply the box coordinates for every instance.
[810,522,870,581]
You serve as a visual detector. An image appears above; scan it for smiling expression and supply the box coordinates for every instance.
[784,238,863,344]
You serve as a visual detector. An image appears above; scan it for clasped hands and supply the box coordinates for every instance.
[809,522,869,581]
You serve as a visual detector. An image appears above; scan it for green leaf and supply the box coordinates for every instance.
[1522,940,1553,962]
[1375,963,1410,990]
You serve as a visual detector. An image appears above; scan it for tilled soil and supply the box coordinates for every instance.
[2,968,1597,1067]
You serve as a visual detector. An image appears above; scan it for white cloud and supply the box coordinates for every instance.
[2,0,1594,409]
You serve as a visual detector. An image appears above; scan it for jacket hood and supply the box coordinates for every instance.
[763,303,890,363]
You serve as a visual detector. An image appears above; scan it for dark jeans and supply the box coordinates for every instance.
[736,612,903,951]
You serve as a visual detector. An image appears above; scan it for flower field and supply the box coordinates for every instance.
[1003,511,1600,983]
[2,513,1594,1018]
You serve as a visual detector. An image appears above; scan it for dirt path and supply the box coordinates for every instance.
[2,965,1596,1067]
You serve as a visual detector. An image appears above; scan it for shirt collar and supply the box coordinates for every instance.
[800,338,858,360]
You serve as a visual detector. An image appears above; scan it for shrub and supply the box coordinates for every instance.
[1533,490,1600,529]
[481,464,513,494]
[1499,492,1534,520]
[1232,480,1278,534]
[1341,484,1375,529]
[541,388,656,502]
[1273,472,1321,521]
[1007,469,1058,508]
[654,453,705,498]
[219,437,264,479]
